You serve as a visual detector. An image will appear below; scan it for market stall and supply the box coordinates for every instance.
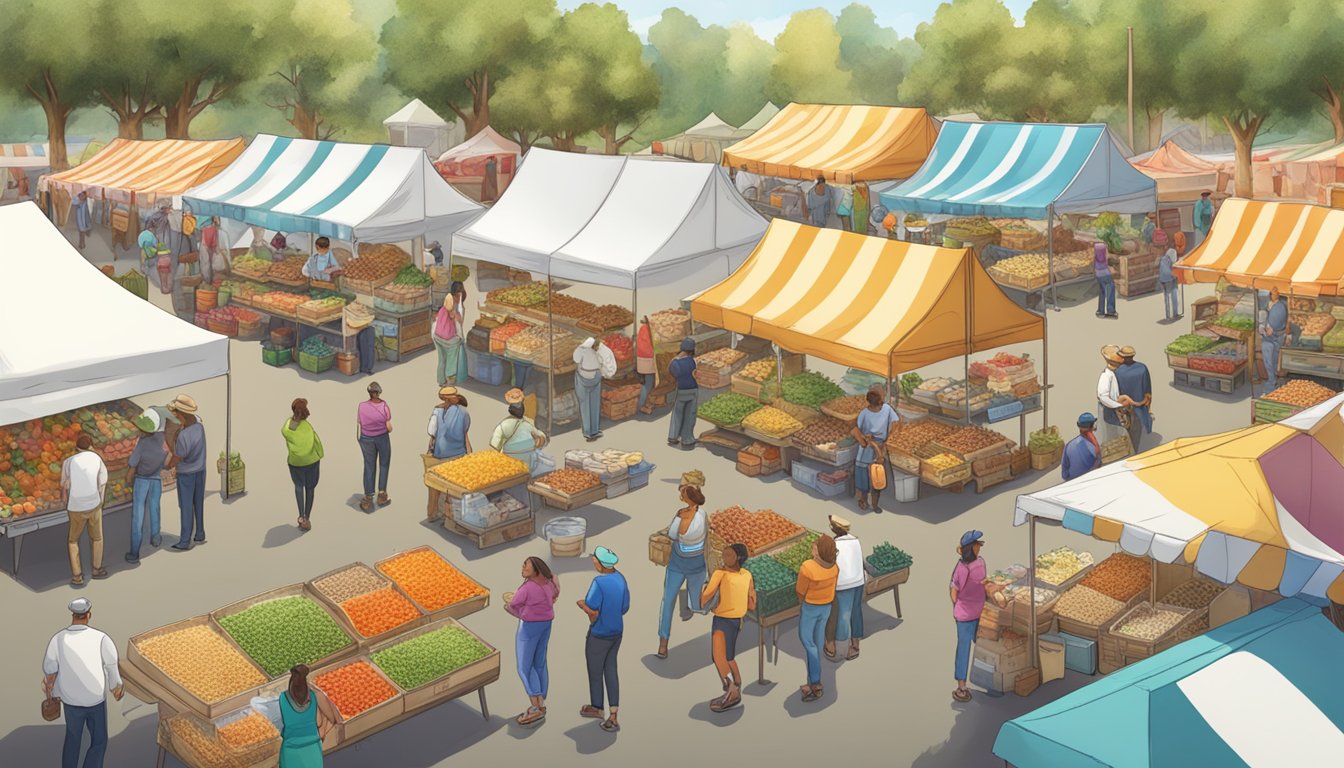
[879,121,1159,307]
[1131,139,1229,209]
[0,203,232,576]
[452,148,768,429]
[424,452,536,550]
[433,125,521,203]
[993,599,1344,768]
[689,220,1049,495]
[383,98,460,160]
[117,546,496,768]
[655,112,751,163]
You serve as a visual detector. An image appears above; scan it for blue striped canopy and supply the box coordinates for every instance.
[879,122,1156,219]
[993,599,1344,767]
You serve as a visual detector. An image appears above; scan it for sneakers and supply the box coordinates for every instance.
[125,553,140,564]
[360,496,373,512]
[377,492,391,507]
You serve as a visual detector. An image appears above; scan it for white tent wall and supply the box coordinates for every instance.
[1055,130,1157,215]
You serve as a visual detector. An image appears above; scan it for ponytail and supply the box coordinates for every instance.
[288,664,310,707]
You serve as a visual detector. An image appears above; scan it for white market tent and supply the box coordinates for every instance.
[383,98,462,160]
[452,147,768,289]
[659,113,752,163]
[182,134,483,249]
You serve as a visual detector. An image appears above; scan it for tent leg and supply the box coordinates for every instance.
[1042,292,1050,427]
[223,370,232,500]
[1047,207,1059,312]
[547,275,555,434]
[1029,514,1038,669]
[1150,558,1157,604]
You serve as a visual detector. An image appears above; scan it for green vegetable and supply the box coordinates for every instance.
[697,393,764,425]
[866,541,913,574]
[1165,334,1218,355]
[1214,313,1255,331]
[900,372,923,397]
[218,597,351,677]
[1028,427,1064,453]
[772,531,821,572]
[299,336,336,355]
[392,265,433,287]
[744,555,799,616]
[372,626,491,690]
[764,371,844,409]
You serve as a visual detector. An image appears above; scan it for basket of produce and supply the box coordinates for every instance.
[763,371,845,410]
[309,657,405,743]
[230,253,272,281]
[252,290,308,318]
[211,585,356,679]
[792,417,858,463]
[741,406,805,440]
[1028,427,1064,470]
[127,616,269,718]
[945,216,1000,244]
[1259,379,1337,412]
[1164,333,1218,368]
[1186,341,1245,375]
[327,585,427,647]
[1005,584,1059,635]
[886,419,958,474]
[864,541,914,576]
[697,392,764,428]
[1159,578,1225,611]
[693,347,748,388]
[1208,312,1255,342]
[268,255,307,286]
[261,342,292,367]
[424,452,529,495]
[296,296,347,326]
[993,219,1048,251]
[488,320,530,354]
[486,281,549,308]
[579,304,635,333]
[707,506,805,563]
[988,253,1051,291]
[1033,546,1094,590]
[1102,601,1197,670]
[934,425,1013,462]
[374,279,432,314]
[297,336,338,373]
[533,468,604,506]
[374,546,489,619]
[368,617,499,711]
[1053,585,1128,640]
[648,308,691,343]
[820,394,868,423]
[1079,553,1151,603]
[160,710,281,768]
[602,332,634,367]
[744,554,802,617]
[730,358,777,400]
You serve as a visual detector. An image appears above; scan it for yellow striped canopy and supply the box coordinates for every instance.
[44,138,246,206]
[1175,198,1344,296]
[721,103,939,184]
[690,220,1044,375]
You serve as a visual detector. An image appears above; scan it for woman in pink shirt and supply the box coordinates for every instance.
[506,556,559,727]
[356,382,392,512]
[949,530,1003,702]
[433,282,468,386]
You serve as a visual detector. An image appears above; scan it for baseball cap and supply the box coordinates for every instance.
[1078,412,1098,427]
[959,530,984,548]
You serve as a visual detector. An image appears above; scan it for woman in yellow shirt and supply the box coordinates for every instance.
[795,535,839,702]
[700,542,754,713]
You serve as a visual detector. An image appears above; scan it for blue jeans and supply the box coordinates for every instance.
[63,701,107,768]
[1262,336,1282,391]
[1096,273,1116,315]
[1161,280,1179,319]
[799,602,829,685]
[177,469,205,543]
[129,476,161,557]
[954,618,979,682]
[657,549,706,639]
[637,373,654,409]
[575,372,602,438]
[669,389,698,445]
[359,434,391,497]
[832,586,864,642]
[516,620,552,698]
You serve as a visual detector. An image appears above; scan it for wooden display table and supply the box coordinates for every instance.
[1170,361,1247,394]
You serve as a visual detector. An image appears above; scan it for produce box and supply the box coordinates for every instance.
[697,392,765,428]
[1100,601,1200,672]
[920,453,971,487]
[1033,546,1094,590]
[127,615,269,719]
[1054,585,1140,642]
[1009,446,1031,475]
[368,617,499,712]
[424,452,530,495]
[159,710,280,768]
[211,585,357,679]
[705,507,806,572]
[306,657,406,744]
[298,349,336,374]
[744,555,801,617]
[974,632,1033,677]
[375,546,489,621]
[310,563,393,606]
[1006,584,1059,635]
[1253,397,1306,424]
[740,406,805,439]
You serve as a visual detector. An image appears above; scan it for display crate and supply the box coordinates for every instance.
[372,546,490,621]
[126,615,269,720]
[1252,397,1308,424]
[920,459,971,487]
[366,617,500,712]
[1054,590,1143,642]
[209,584,358,679]
[262,343,291,367]
[308,656,407,743]
[1099,602,1202,673]
[298,350,336,374]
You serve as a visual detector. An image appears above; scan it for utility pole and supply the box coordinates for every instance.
[1127,26,1135,150]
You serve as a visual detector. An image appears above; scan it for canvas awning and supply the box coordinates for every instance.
[0,143,50,170]
[721,103,940,184]
[1174,199,1344,295]
[41,138,245,206]
[994,599,1344,768]
[0,203,229,423]
[689,219,1044,374]
[1132,140,1227,204]
[383,98,448,128]
[880,121,1156,218]
[182,135,482,244]
[434,126,521,179]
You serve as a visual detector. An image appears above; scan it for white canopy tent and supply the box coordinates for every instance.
[383,98,462,159]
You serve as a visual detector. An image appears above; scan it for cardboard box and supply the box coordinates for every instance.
[974,635,1032,676]
[1038,638,1065,683]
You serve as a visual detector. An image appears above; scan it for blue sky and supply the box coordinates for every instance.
[555,1,1036,41]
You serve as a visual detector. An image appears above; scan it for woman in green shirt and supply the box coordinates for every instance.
[278,664,335,767]
[282,398,324,531]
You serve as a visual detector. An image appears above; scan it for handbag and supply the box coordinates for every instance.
[867,445,888,491]
[41,695,60,721]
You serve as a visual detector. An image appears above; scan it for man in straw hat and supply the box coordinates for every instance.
[490,388,547,472]
[43,597,122,768]
[165,394,207,550]
[1095,345,1133,452]
[125,410,169,564]
[1116,345,1153,451]
[60,433,108,585]
[824,515,865,661]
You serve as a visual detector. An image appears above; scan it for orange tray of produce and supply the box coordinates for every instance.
[422,451,530,496]
[309,656,406,744]
[374,546,489,621]
[529,468,605,509]
[707,506,807,557]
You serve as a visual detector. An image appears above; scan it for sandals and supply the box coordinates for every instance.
[953,687,972,703]
[70,575,84,586]
[710,690,741,712]
[800,685,823,702]
[579,706,604,719]
[846,646,860,661]
[600,718,620,732]
[298,518,311,531]
[516,707,546,727]
[655,643,668,660]
[856,496,868,511]
[823,646,837,660]
[91,568,109,580]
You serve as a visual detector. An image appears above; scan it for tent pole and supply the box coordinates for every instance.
[1042,291,1050,428]
[1029,514,1038,669]
[1047,205,1058,311]
[775,343,784,396]
[223,370,232,500]
[547,274,555,434]
[963,247,972,426]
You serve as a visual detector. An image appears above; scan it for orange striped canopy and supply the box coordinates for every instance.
[721,103,939,184]
[1175,198,1344,296]
[44,138,246,206]
[690,220,1044,374]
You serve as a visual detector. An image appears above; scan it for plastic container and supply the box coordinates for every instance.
[791,462,822,488]
[891,471,920,502]
[814,476,847,497]
[261,342,291,367]
[545,516,587,557]
[1045,631,1098,675]
[298,350,336,374]
[468,350,507,386]
[627,460,654,490]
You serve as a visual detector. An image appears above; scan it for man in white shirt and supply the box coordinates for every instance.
[824,515,866,661]
[61,435,108,585]
[572,338,615,442]
[43,597,123,768]
[1096,345,1134,451]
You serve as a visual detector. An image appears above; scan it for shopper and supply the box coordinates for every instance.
[573,337,617,442]
[356,383,392,512]
[1093,242,1117,319]
[1193,190,1214,248]
[427,240,444,267]
[301,236,340,281]
[667,337,698,449]
[353,318,377,376]
[1096,345,1132,448]
[701,542,754,713]
[506,556,560,728]
[42,597,123,768]
[1261,286,1289,391]
[125,410,168,564]
[278,664,336,767]
[1115,345,1153,451]
[433,283,468,387]
[61,435,107,585]
[795,535,839,703]
[1158,247,1180,321]
[427,387,471,460]
[656,483,708,660]
[73,191,93,251]
[166,394,206,550]
[282,399,323,531]
[490,388,547,472]
[803,175,833,228]
[950,530,1001,703]
[636,316,656,414]
[138,227,158,270]
[824,515,864,661]
[851,385,899,512]
[577,546,628,732]
[1061,413,1102,482]
[199,216,225,285]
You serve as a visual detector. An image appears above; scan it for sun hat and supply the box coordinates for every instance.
[438,386,458,399]
[829,515,851,534]
[134,409,161,434]
[69,597,91,614]
[1078,412,1097,427]
[1119,345,1136,357]
[504,388,525,405]
[1100,344,1121,363]
[594,546,619,568]
[169,394,198,414]
[959,530,984,548]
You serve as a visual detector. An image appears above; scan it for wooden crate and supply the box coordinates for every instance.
[1253,397,1306,424]
[1166,352,1189,368]
[1055,590,1143,643]
[373,546,490,621]
[920,459,971,487]
[126,615,269,720]
[209,584,358,678]
[1009,447,1031,476]
[423,464,530,498]
[1009,593,1059,636]
[972,451,1013,477]
[444,512,535,549]
[308,655,407,743]
[863,565,909,596]
[531,479,605,511]
[366,617,501,712]
[1103,602,1203,671]
[974,465,1013,493]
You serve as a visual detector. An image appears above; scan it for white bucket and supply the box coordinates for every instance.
[545,516,587,557]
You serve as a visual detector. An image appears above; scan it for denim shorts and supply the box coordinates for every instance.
[712,615,742,661]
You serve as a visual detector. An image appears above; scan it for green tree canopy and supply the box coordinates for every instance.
[983,0,1098,122]
[900,0,1016,117]
[766,9,854,105]
[835,3,916,106]
[264,0,379,140]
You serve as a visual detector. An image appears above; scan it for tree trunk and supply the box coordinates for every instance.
[1223,114,1265,199]
[550,134,577,152]
[1145,105,1164,154]
[43,101,71,171]
[116,114,148,140]
[461,68,490,138]
[164,97,193,139]
[288,102,320,140]
[1319,78,1344,144]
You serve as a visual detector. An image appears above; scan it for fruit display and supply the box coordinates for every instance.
[583,304,634,329]
[1212,312,1255,331]
[1289,297,1317,312]
[1112,603,1186,641]
[936,425,1010,456]
[602,332,633,364]
[231,254,271,279]
[298,336,336,357]
[371,625,492,690]
[1262,379,1336,407]
[887,419,957,454]
[217,711,280,752]
[1165,334,1219,355]
[375,282,429,303]
[900,372,923,396]
[251,290,308,316]
[923,453,964,471]
[737,358,776,383]
[1291,311,1336,337]
[312,565,389,605]
[489,320,529,346]
[903,213,929,229]
[821,395,868,419]
[696,347,747,370]
[135,624,267,703]
[1034,547,1094,587]
[1161,579,1223,610]
[345,244,410,282]
[772,531,822,572]
[741,406,804,438]
[648,308,691,341]
[166,715,259,767]
[1028,427,1064,454]
[543,293,598,319]
[505,325,572,358]
[535,468,602,495]
[937,381,992,413]
[866,542,914,574]
[339,587,423,638]
[269,255,305,282]
[743,555,798,615]
[1,401,141,519]
[488,282,549,307]
[391,264,433,287]
[990,253,1051,282]
[709,506,804,553]
[217,596,352,678]
[1079,552,1151,602]
[1054,585,1125,625]
[770,371,844,409]
[989,565,1029,585]
[376,549,486,612]
[993,219,1048,250]
[791,416,852,447]
[312,659,400,719]
[297,295,346,315]
[945,216,999,240]
[697,393,764,426]
[1004,584,1057,606]
[428,451,529,491]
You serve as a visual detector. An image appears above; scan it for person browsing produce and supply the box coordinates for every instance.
[165,394,206,551]
[824,515,864,661]
[1115,345,1153,450]
[301,236,340,280]
[506,556,560,728]
[573,337,616,442]
[433,283,469,387]
[427,387,471,460]
[577,546,629,733]
[61,435,108,586]
[277,663,336,767]
[701,542,754,713]
[1096,345,1132,447]
[635,316,657,414]
[356,382,392,512]
[125,409,168,564]
[667,337,698,448]
[656,482,709,660]
[1061,413,1102,481]
[851,386,899,513]
[1261,286,1289,391]
[281,398,323,532]
[949,530,1004,703]
[490,388,547,472]
[795,535,839,702]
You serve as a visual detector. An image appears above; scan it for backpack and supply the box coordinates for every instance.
[181,211,197,237]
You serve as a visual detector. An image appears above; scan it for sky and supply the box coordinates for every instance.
[554,0,1036,41]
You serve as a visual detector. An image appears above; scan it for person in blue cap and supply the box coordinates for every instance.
[667,337,698,449]
[1061,412,1102,481]
[949,530,1001,703]
[577,545,629,732]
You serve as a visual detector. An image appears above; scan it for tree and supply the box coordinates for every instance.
[835,4,913,106]
[899,0,1016,116]
[645,9,731,141]
[265,0,378,140]
[1284,0,1344,143]
[765,9,854,105]
[982,0,1099,122]
[381,0,558,138]
[719,23,777,127]
[1087,0,1191,152]
[85,0,165,140]
[0,1,99,170]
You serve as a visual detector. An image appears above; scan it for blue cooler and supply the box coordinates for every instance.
[1042,631,1097,675]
